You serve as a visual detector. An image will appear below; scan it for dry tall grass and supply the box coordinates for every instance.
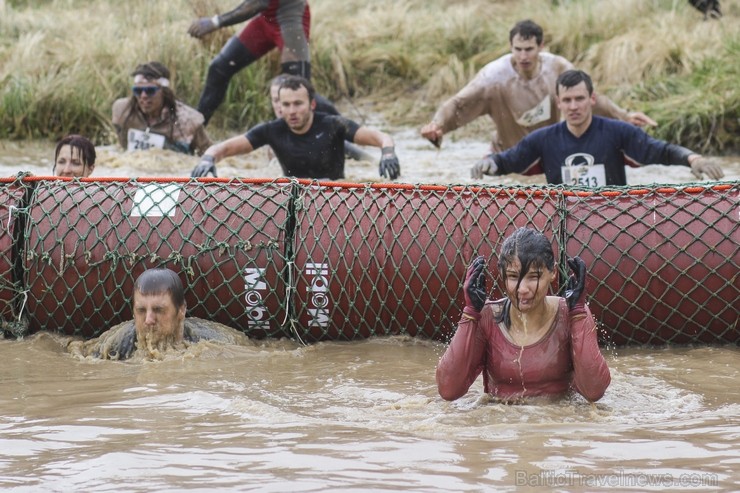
[1,0,738,152]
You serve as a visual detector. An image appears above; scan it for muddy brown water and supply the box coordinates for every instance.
[1,126,738,491]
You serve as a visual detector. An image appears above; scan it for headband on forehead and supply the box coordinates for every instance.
[133,74,170,87]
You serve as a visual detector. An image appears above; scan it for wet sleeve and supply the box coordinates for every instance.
[276,0,310,62]
[184,318,227,342]
[111,99,129,149]
[432,73,490,134]
[659,143,694,166]
[337,116,361,143]
[436,316,487,401]
[218,0,271,27]
[492,132,545,177]
[91,320,137,360]
[570,306,611,402]
[620,124,693,166]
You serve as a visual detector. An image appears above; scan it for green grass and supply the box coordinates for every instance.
[1,0,738,152]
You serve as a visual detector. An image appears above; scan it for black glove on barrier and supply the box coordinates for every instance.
[379,147,400,180]
[192,155,218,178]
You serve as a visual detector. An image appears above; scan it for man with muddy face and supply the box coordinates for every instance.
[80,268,250,360]
[132,269,187,351]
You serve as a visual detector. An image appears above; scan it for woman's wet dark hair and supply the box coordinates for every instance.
[134,268,185,309]
[53,134,96,173]
[495,228,555,325]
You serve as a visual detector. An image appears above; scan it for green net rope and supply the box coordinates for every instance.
[1,177,737,346]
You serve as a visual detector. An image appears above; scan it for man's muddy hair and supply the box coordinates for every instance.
[556,69,594,95]
[278,75,316,103]
[134,268,185,309]
[509,19,544,45]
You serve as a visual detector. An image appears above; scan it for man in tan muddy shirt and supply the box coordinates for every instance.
[112,62,212,156]
[420,20,656,153]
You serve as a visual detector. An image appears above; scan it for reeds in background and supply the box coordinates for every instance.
[1,0,738,153]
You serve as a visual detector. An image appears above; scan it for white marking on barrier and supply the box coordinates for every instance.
[244,267,269,330]
[305,262,330,328]
[6,205,16,232]
[131,184,181,217]
[284,259,306,346]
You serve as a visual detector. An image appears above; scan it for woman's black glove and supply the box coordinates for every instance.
[463,256,487,320]
[565,256,587,313]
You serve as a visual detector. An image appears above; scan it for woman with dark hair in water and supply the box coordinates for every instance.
[53,134,96,178]
[436,227,611,403]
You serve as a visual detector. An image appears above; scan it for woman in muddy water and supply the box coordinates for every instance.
[53,134,96,178]
[436,227,611,403]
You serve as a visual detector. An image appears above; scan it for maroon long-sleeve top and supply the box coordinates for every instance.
[436,297,611,402]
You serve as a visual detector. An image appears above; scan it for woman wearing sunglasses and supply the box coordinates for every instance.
[112,61,212,156]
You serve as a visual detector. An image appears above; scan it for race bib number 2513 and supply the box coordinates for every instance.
[561,153,606,188]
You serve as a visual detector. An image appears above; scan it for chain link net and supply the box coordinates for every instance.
[1,177,737,346]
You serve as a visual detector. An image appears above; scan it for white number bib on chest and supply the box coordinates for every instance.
[127,128,166,152]
[561,153,606,188]
[516,95,552,127]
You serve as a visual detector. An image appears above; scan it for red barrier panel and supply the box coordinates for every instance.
[0,185,25,322]
[564,187,739,345]
[292,186,561,342]
[18,179,737,346]
[24,181,292,338]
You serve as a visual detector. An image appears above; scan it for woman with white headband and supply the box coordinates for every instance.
[111,61,212,156]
